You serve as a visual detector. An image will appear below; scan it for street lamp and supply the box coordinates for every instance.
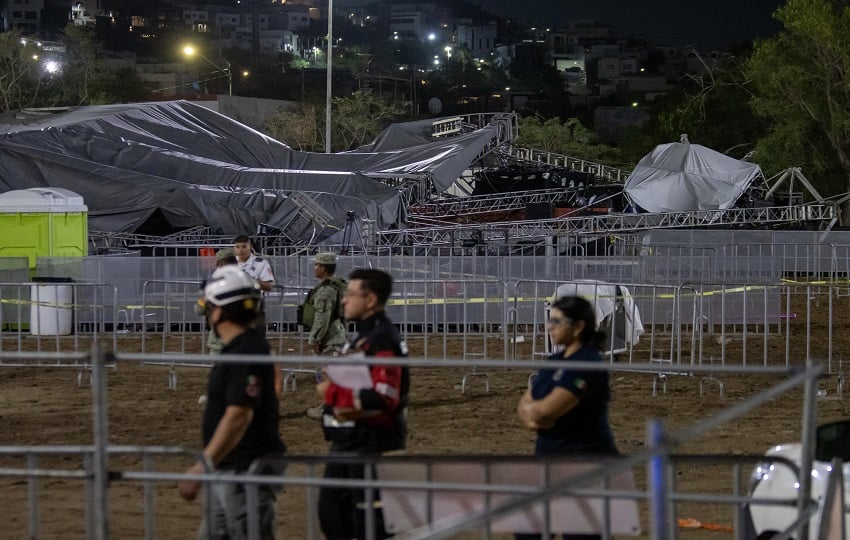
[182,45,232,97]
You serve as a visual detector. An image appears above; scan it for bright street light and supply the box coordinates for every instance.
[44,60,60,74]
[182,45,232,96]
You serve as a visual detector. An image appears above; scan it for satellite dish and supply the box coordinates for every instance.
[428,97,443,114]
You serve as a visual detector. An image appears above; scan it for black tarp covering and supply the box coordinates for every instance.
[0,101,502,240]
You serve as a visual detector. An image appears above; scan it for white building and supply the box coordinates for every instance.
[183,9,210,32]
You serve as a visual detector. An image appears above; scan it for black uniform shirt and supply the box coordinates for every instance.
[202,327,286,470]
[532,346,617,456]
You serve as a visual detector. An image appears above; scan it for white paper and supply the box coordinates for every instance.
[325,364,373,391]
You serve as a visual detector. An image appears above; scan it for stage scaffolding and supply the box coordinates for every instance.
[380,203,838,247]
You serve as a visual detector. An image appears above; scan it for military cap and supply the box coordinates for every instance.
[216,248,236,262]
[315,252,337,265]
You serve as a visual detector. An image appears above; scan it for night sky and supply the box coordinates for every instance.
[337,0,788,50]
[464,0,786,49]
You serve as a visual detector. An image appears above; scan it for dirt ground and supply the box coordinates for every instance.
[1,326,848,539]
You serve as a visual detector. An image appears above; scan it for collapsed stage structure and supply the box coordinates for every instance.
[0,100,838,251]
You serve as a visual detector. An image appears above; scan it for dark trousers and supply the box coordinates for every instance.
[318,460,389,540]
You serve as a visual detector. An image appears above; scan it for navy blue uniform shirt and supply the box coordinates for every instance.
[531,346,617,456]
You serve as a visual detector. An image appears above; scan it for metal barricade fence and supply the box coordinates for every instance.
[686,281,845,372]
[0,349,834,540]
[4,251,849,374]
[511,278,848,375]
[0,445,201,540]
[513,279,689,366]
[390,278,508,362]
[140,279,203,354]
[0,281,119,353]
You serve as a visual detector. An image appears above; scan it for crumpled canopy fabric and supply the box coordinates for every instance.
[0,101,500,240]
[623,141,763,213]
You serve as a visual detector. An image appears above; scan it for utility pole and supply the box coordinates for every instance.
[325,0,333,153]
[226,60,232,97]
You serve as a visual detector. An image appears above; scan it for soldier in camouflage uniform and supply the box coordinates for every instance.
[194,248,238,354]
[305,252,348,419]
[307,252,348,355]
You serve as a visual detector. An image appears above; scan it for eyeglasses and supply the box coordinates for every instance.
[343,290,368,298]
[547,316,572,326]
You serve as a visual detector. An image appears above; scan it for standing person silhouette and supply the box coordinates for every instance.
[315,268,409,540]
[516,295,618,540]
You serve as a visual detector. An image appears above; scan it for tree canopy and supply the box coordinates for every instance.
[0,25,154,113]
[748,0,850,196]
[517,115,623,167]
[262,90,406,152]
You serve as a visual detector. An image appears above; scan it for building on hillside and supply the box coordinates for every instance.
[269,4,310,32]
[455,21,496,59]
[1,0,44,32]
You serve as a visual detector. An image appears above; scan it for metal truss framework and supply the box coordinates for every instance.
[378,203,838,246]
[406,143,631,219]
[503,144,632,183]
[371,112,520,207]
[410,188,574,219]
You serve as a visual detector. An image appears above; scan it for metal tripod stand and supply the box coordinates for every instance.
[341,210,367,255]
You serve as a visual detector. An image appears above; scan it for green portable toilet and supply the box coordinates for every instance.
[0,187,88,269]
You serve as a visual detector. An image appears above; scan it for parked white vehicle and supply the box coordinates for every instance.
[749,420,850,539]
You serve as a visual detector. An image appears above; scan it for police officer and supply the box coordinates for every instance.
[178,266,286,539]
[315,268,409,540]
[306,252,348,355]
[232,235,274,292]
[233,234,281,394]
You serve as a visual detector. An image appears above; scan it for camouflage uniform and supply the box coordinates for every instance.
[194,248,237,355]
[307,279,348,354]
[194,299,225,354]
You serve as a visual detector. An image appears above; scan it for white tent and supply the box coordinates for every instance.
[624,137,763,213]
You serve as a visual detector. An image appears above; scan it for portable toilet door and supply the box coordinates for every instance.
[0,187,88,270]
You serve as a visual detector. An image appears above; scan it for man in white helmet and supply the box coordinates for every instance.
[178,266,286,539]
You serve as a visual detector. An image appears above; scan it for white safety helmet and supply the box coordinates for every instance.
[202,266,261,311]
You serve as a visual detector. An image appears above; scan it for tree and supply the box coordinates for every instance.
[0,25,155,110]
[332,90,406,150]
[56,24,104,105]
[748,0,850,197]
[262,91,406,152]
[0,30,49,112]
[620,48,767,165]
[263,104,321,151]
[517,115,622,166]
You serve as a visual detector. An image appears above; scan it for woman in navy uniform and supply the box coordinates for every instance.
[516,295,617,540]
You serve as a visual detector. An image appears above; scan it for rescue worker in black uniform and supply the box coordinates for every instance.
[315,268,409,540]
[178,266,286,540]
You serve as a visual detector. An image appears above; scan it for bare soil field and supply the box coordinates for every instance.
[1,319,849,539]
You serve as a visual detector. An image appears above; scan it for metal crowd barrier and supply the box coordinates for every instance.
[1,276,849,385]
[0,349,836,540]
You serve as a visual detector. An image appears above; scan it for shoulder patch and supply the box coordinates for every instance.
[245,374,260,397]
[254,257,265,262]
